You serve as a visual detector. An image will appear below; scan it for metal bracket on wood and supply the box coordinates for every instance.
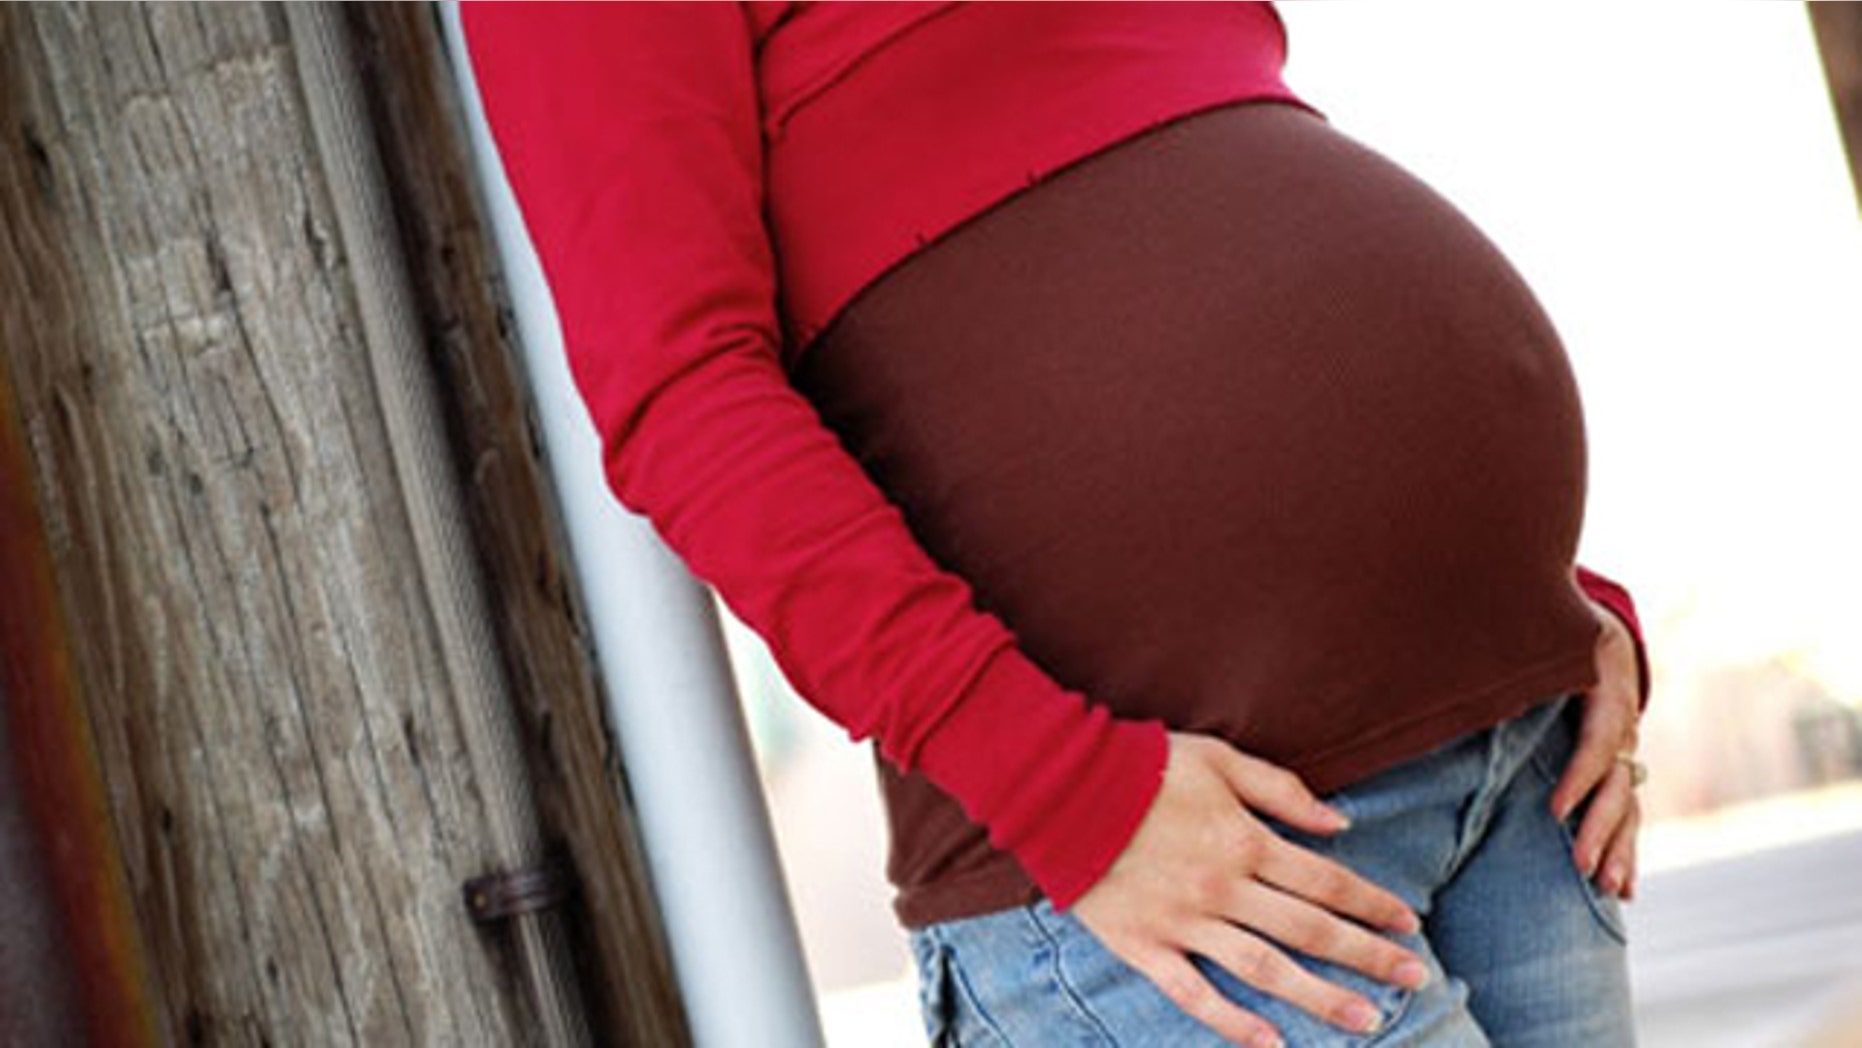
[463,863,572,925]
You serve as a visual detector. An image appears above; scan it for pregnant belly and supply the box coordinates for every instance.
[791,99,1596,775]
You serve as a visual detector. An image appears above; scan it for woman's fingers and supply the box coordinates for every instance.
[1072,732,1431,1047]
[1211,740,1423,935]
[1225,878,1430,992]
[1135,947,1286,1048]
[1555,595,1645,824]
[1548,603,1648,899]
[1571,760,1636,880]
[1595,798,1641,898]
[1252,833,1421,937]
[1215,745,1353,835]
[1180,920,1389,1038]
[1549,691,1637,822]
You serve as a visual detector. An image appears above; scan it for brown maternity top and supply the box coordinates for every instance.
[793,99,1606,927]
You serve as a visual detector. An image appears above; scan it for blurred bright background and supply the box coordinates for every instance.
[716,4,1862,1045]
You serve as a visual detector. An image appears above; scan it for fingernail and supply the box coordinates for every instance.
[1322,805,1351,830]
[1605,863,1626,894]
[1576,848,1596,878]
[1395,959,1430,989]
[1343,999,1383,1034]
[1253,1029,1285,1048]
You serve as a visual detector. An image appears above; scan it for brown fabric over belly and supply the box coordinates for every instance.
[787,99,1602,928]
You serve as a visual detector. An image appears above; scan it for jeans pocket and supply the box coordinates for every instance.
[1526,709,1633,947]
[1548,789,1632,946]
[910,927,1015,1047]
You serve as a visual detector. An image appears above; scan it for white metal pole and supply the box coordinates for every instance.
[435,6,826,1046]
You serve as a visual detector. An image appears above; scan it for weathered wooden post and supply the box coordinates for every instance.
[1,2,689,1042]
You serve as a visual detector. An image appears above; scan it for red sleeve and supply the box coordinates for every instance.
[457,2,1168,910]
[1574,564,1652,714]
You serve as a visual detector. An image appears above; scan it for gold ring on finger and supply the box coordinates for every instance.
[1613,751,1648,788]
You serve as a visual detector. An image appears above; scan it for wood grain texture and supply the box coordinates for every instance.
[336,5,688,1043]
[0,3,685,1043]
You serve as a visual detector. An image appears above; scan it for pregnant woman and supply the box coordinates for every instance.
[462,4,1652,1045]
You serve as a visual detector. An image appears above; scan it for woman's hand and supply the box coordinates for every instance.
[1069,732,1431,1048]
[1548,596,1646,901]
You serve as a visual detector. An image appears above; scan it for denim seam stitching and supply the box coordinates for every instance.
[912,932,956,1047]
[941,935,1017,1046]
[1445,731,1512,883]
[1020,903,1118,1046]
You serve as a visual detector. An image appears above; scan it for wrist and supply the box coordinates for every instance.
[904,639,1171,909]
[1575,567,1650,714]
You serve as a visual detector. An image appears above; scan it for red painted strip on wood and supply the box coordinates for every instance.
[0,351,160,1048]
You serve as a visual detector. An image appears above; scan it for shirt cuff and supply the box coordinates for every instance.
[1574,565,1651,714]
[905,640,1171,910]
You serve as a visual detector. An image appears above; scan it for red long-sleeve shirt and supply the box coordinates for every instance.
[459,1,1648,918]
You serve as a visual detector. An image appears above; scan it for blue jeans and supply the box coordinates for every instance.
[907,691,1635,1046]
